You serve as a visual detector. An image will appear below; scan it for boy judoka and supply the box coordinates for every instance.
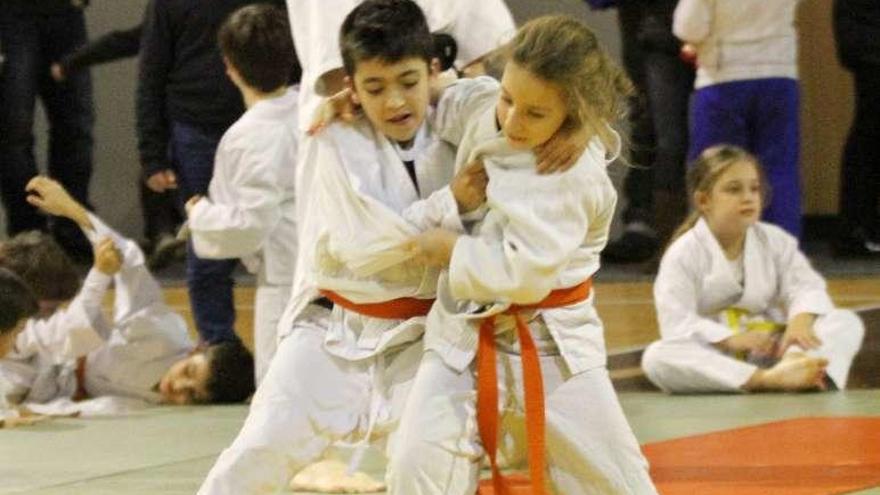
[185,4,300,384]
[0,177,254,415]
[197,1,504,492]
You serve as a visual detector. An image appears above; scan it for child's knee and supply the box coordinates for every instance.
[818,309,865,350]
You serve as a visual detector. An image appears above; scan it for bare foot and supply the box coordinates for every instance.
[290,459,385,493]
[745,354,829,392]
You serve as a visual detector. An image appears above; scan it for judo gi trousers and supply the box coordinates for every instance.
[197,311,422,495]
[642,309,865,393]
[387,350,658,495]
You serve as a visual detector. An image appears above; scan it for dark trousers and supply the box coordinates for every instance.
[0,9,94,255]
[840,66,880,241]
[170,121,238,345]
[617,1,694,225]
[689,78,802,238]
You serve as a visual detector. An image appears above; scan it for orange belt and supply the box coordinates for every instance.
[318,290,435,319]
[73,356,88,402]
[476,279,592,495]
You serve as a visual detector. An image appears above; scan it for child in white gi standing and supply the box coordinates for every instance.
[185,4,300,384]
[389,16,657,495]
[196,1,511,492]
[642,145,864,393]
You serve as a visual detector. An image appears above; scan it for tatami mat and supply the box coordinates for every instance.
[5,392,880,494]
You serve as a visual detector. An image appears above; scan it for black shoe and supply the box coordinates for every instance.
[147,234,187,271]
[603,223,658,263]
[833,230,880,258]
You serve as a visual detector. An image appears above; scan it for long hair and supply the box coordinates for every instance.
[669,145,767,244]
[507,15,634,153]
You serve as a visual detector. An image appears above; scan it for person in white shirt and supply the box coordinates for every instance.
[674,0,804,238]
[185,4,300,385]
[388,16,657,494]
[0,177,255,415]
[642,145,864,393]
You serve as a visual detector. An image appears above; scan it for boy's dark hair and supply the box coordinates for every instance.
[0,268,38,332]
[0,231,80,302]
[204,341,256,404]
[218,4,300,93]
[340,0,433,76]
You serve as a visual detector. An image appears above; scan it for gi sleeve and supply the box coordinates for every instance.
[13,268,112,363]
[188,131,291,259]
[447,171,601,305]
[773,231,835,319]
[401,185,465,233]
[433,77,500,146]
[654,244,735,344]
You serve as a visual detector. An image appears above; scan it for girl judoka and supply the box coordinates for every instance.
[642,145,864,393]
[388,16,657,495]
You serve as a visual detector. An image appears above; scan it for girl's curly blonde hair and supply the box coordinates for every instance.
[508,15,633,153]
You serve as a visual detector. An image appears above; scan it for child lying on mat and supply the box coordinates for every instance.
[0,178,255,420]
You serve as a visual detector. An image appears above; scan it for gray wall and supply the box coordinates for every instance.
[20,0,620,240]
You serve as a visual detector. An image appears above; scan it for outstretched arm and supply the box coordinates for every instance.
[25,176,92,231]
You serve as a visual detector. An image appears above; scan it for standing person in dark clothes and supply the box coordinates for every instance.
[136,0,287,346]
[584,0,694,263]
[0,0,96,263]
[833,0,880,257]
[49,22,185,271]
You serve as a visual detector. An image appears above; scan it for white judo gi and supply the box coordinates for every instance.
[197,110,464,494]
[642,218,865,393]
[0,214,194,415]
[387,78,657,495]
[285,0,515,132]
[188,87,300,384]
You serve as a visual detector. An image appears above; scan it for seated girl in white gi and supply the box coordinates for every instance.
[642,145,865,393]
[0,177,255,415]
[388,16,657,495]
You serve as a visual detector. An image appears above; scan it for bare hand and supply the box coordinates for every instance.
[185,195,203,216]
[50,63,66,82]
[450,159,488,213]
[25,176,79,218]
[535,125,589,174]
[0,413,51,429]
[717,330,778,358]
[778,313,821,357]
[94,238,123,275]
[308,87,360,135]
[680,43,698,65]
[145,170,178,193]
[407,228,459,268]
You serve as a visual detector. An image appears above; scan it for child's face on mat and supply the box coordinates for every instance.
[496,61,568,151]
[0,319,27,358]
[698,160,763,234]
[349,56,432,145]
[159,353,211,405]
